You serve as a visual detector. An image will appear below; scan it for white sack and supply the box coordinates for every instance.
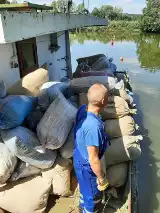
[37,94,77,150]
[59,127,74,159]
[42,156,72,197]
[112,80,131,104]
[0,143,17,184]
[107,163,128,187]
[1,127,57,169]
[0,176,51,213]
[10,161,41,181]
[105,135,142,167]
[70,76,116,94]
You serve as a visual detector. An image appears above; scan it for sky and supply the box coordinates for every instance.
[19,0,146,14]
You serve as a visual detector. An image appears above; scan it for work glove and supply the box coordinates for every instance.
[97,177,109,191]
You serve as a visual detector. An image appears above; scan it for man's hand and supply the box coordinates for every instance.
[97,177,109,191]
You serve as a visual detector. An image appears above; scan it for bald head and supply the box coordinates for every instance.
[87,83,108,107]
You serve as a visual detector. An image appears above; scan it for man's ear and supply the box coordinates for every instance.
[101,98,105,105]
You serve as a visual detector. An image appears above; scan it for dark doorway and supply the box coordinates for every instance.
[16,37,38,77]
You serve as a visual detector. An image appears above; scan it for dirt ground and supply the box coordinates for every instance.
[46,195,129,213]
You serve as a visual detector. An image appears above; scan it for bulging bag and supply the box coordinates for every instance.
[91,56,110,70]
[38,82,72,111]
[1,127,57,169]
[0,95,37,129]
[59,127,74,159]
[10,161,41,181]
[101,96,136,120]
[42,156,72,196]
[37,93,77,150]
[70,76,117,94]
[107,163,128,187]
[0,176,51,213]
[104,135,142,166]
[104,116,136,139]
[0,143,17,184]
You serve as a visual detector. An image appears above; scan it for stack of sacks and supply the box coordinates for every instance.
[0,79,77,213]
[68,72,141,190]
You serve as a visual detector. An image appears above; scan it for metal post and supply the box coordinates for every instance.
[65,30,72,79]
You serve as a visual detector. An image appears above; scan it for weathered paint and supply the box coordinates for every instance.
[36,32,67,81]
[0,12,108,44]
[0,43,20,88]
[0,31,68,88]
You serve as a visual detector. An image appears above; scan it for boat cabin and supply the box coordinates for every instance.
[0,3,107,88]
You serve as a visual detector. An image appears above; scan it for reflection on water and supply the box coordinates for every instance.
[70,32,160,213]
[70,32,160,72]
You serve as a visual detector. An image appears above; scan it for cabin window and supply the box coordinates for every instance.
[16,38,38,77]
[49,33,60,52]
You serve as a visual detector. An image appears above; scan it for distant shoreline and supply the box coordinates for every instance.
[71,21,141,34]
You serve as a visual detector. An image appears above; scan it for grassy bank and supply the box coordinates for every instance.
[73,21,140,34]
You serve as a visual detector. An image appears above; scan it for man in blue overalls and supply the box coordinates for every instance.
[73,83,109,213]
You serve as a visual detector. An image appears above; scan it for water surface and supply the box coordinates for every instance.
[70,32,160,213]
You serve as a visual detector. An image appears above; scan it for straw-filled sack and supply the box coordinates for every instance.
[0,176,51,213]
[104,116,136,139]
[101,96,132,119]
[106,163,128,187]
[7,64,48,96]
[104,135,142,167]
[42,156,72,197]
[37,93,77,150]
[0,143,17,184]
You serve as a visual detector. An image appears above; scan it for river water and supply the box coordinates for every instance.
[70,32,160,213]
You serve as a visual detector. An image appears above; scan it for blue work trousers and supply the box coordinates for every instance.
[74,161,103,213]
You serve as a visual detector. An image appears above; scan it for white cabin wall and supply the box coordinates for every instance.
[36,31,67,82]
[0,43,20,88]
[52,31,67,81]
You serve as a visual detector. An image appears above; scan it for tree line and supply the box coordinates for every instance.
[50,0,140,21]
[50,0,160,33]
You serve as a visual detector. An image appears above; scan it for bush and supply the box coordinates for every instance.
[140,1,160,33]
[108,21,140,31]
